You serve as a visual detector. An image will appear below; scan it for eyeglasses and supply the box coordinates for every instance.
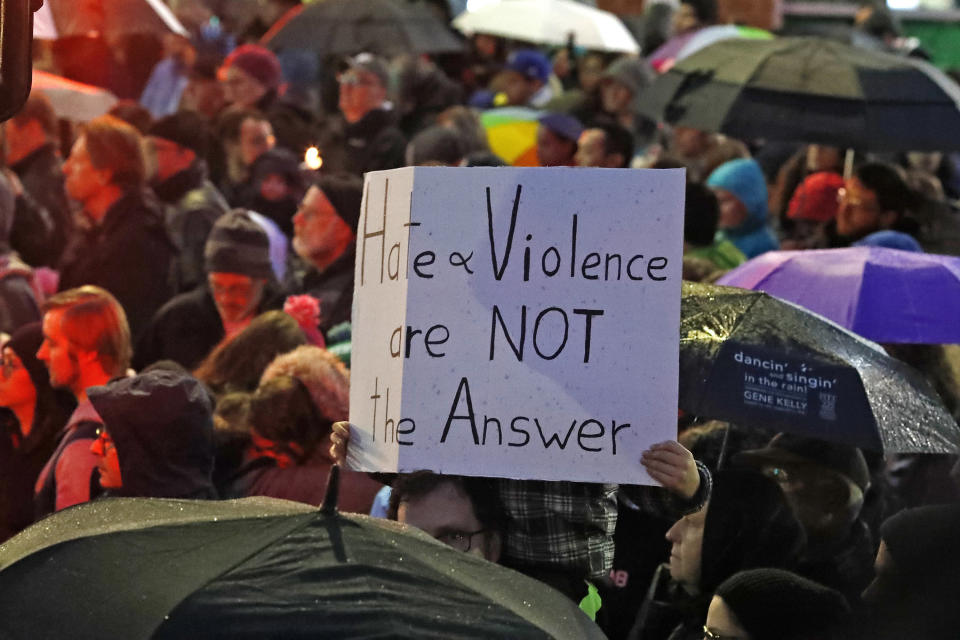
[703,626,747,640]
[338,71,381,88]
[94,427,116,455]
[836,187,878,212]
[435,528,488,553]
[0,350,22,378]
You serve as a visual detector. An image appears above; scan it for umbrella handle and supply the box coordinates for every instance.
[321,464,341,514]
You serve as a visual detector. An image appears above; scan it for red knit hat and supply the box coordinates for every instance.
[221,44,282,90]
[787,171,845,222]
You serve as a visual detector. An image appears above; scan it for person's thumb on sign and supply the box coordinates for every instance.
[641,441,700,499]
[330,421,351,464]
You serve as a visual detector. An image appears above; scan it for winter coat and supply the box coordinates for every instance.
[319,109,407,179]
[283,249,354,334]
[0,252,40,334]
[58,189,176,341]
[707,159,779,259]
[10,143,73,267]
[88,370,217,500]
[153,161,228,294]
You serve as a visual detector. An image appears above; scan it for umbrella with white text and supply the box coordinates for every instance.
[679,281,959,453]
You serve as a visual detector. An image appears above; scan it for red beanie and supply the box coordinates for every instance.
[787,171,845,222]
[222,44,282,90]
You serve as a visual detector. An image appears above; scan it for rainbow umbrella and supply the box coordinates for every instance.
[479,106,541,167]
[676,25,774,62]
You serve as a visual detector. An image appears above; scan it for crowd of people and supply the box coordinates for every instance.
[2,0,960,637]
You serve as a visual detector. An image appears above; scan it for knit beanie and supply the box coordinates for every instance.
[204,209,274,279]
[715,568,850,640]
[787,171,844,222]
[852,230,923,252]
[318,173,363,233]
[222,44,282,90]
[706,158,769,225]
[881,503,960,577]
[147,110,210,158]
[600,56,654,96]
[699,469,806,593]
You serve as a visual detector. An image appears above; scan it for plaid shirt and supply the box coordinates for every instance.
[498,462,712,580]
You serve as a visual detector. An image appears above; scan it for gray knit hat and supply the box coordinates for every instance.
[204,209,273,279]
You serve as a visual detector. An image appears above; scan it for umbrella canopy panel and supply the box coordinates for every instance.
[680,281,959,453]
[716,247,960,344]
[453,0,639,54]
[639,37,960,151]
[265,0,464,57]
[42,0,188,38]
[0,499,604,640]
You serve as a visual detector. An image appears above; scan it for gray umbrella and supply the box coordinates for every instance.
[680,281,960,453]
[638,36,960,151]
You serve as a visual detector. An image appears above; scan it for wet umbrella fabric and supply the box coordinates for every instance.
[680,281,959,453]
[35,0,188,39]
[638,37,960,151]
[716,247,960,344]
[263,0,464,57]
[0,497,603,640]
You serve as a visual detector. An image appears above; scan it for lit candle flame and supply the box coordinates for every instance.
[304,146,323,170]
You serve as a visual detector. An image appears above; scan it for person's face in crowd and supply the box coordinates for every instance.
[180,77,227,121]
[37,309,84,393]
[673,126,710,158]
[672,2,702,35]
[63,135,111,204]
[574,129,608,167]
[600,79,633,115]
[208,272,267,325]
[259,172,290,202]
[397,480,501,563]
[704,596,750,640]
[239,117,275,168]
[764,464,860,540]
[713,188,749,229]
[806,144,842,173]
[536,126,576,167]
[338,68,386,124]
[906,151,943,175]
[90,427,122,490]
[220,65,268,109]
[579,54,606,92]
[293,186,353,261]
[146,136,196,183]
[836,177,886,239]
[4,117,45,166]
[474,34,499,59]
[861,540,896,605]
[665,504,707,593]
[494,70,537,107]
[0,346,36,412]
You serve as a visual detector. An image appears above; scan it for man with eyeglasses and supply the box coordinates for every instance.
[135,210,278,371]
[387,470,504,564]
[833,162,921,248]
[318,53,407,178]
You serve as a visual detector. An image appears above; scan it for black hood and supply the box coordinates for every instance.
[88,370,217,499]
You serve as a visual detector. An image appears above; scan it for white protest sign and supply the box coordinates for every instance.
[348,167,684,484]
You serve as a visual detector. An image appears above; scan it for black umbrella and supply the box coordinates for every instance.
[0,470,602,639]
[263,0,464,57]
[638,36,960,151]
[680,281,959,453]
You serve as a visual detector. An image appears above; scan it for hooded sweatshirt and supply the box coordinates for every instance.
[707,159,779,259]
[88,370,217,499]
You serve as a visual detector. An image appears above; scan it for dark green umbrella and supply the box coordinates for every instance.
[0,472,602,639]
[680,281,959,453]
[638,37,960,151]
[263,0,464,57]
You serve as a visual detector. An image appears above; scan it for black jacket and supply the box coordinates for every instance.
[153,162,228,294]
[10,143,73,267]
[58,189,176,341]
[283,248,355,333]
[320,108,407,178]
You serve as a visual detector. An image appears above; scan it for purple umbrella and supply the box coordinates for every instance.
[716,247,960,344]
